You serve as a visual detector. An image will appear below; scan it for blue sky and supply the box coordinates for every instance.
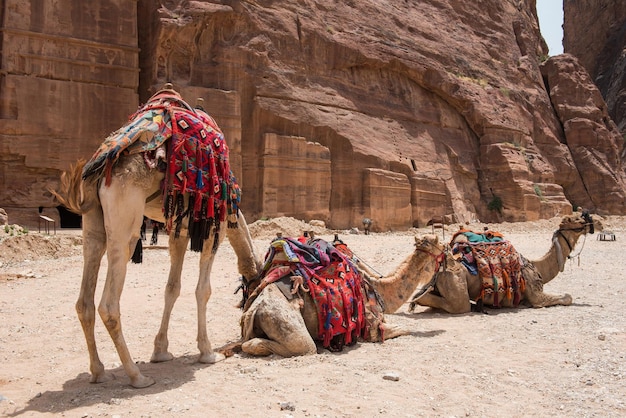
[536,0,564,55]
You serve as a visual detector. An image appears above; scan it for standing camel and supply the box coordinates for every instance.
[406,211,600,314]
[53,87,259,388]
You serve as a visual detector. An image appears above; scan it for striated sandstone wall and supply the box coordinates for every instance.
[2,0,626,231]
[0,0,139,226]
[259,133,331,221]
[139,0,625,230]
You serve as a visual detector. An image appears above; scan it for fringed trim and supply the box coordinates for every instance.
[131,239,143,264]
[164,190,231,253]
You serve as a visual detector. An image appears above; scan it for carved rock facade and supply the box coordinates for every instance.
[0,0,139,226]
[1,0,625,231]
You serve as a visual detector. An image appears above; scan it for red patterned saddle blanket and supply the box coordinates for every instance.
[451,230,526,307]
[82,89,240,252]
[250,237,372,351]
[471,241,525,306]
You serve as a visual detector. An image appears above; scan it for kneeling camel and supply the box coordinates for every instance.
[238,235,447,357]
[406,211,600,314]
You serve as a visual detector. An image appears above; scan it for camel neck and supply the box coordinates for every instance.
[531,229,582,284]
[371,247,442,313]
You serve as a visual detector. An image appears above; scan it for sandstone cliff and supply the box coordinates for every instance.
[1,0,625,231]
[563,0,626,133]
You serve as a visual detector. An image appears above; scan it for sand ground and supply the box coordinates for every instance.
[1,216,625,417]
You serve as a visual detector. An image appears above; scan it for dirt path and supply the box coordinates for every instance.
[1,217,625,417]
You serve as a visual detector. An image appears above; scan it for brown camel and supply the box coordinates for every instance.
[407,211,601,314]
[52,87,259,388]
[238,235,442,357]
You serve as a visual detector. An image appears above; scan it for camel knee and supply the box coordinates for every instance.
[76,300,96,323]
[195,285,212,305]
[242,339,273,356]
[165,280,181,299]
[290,339,317,356]
[98,305,120,331]
[279,335,317,356]
[242,338,316,357]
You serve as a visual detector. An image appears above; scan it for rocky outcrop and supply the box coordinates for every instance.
[541,55,626,213]
[142,0,624,229]
[563,0,626,132]
[2,0,625,231]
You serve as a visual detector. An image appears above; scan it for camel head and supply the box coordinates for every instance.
[414,234,446,260]
[558,210,602,235]
[414,233,439,248]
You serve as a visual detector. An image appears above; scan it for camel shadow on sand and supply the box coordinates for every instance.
[398,300,595,318]
[5,354,207,417]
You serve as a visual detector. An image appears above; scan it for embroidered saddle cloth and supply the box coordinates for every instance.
[246,237,374,351]
[451,230,526,307]
[82,89,240,252]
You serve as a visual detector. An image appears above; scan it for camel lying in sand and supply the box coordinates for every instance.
[235,212,597,356]
[237,234,445,357]
[406,211,600,314]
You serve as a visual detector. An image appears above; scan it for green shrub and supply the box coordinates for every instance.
[487,195,503,214]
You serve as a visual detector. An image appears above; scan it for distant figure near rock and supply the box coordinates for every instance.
[0,208,8,226]
[362,218,372,235]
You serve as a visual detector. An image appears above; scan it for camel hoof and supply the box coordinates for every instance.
[198,351,226,364]
[130,374,156,389]
[217,341,243,358]
[150,351,174,363]
[89,371,114,384]
[563,294,573,305]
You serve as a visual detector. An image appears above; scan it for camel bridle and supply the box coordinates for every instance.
[410,241,447,304]
[415,245,447,272]
[553,211,594,267]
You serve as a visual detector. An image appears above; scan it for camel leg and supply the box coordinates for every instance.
[195,228,226,364]
[413,271,472,314]
[99,181,155,388]
[524,285,573,308]
[241,285,317,357]
[76,208,110,383]
[380,322,413,340]
[151,232,189,362]
[522,267,573,308]
[527,292,573,308]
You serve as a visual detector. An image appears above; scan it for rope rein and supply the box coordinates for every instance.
[409,246,447,304]
[554,219,593,268]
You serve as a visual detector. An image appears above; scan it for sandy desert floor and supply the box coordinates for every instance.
[1,215,625,417]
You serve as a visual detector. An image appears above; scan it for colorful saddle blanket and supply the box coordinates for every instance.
[451,230,525,307]
[82,89,240,252]
[251,237,372,351]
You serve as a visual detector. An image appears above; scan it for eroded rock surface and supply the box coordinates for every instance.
[1,0,625,231]
[564,0,626,132]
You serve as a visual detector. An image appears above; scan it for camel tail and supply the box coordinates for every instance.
[49,159,99,215]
